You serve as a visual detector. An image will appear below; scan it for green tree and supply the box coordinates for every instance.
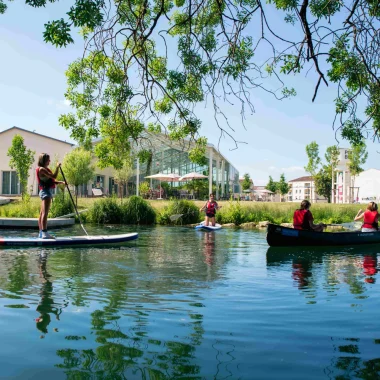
[2,0,379,156]
[62,148,95,205]
[265,176,277,195]
[241,173,252,191]
[113,159,134,198]
[348,141,368,202]
[277,173,289,202]
[305,141,321,203]
[7,135,35,200]
[314,166,332,203]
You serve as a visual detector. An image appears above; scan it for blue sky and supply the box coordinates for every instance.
[1,2,379,185]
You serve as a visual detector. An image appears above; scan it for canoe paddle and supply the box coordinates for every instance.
[59,167,89,236]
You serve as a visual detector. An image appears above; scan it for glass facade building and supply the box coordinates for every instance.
[90,133,240,199]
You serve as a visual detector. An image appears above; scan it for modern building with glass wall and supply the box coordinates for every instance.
[0,127,239,199]
[92,132,240,199]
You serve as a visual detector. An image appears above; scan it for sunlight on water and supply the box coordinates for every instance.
[1,225,380,379]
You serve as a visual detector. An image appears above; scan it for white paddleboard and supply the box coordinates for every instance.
[195,221,222,231]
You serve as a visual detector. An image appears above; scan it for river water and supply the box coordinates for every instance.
[0,225,380,379]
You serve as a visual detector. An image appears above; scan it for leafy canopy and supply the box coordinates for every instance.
[265,176,277,194]
[62,147,95,188]
[1,0,380,158]
[277,173,289,197]
[241,173,252,191]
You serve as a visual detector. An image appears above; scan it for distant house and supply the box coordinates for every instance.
[0,126,74,196]
[288,176,327,203]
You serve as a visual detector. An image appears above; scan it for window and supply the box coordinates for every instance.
[93,175,105,190]
[2,171,20,195]
[345,150,349,159]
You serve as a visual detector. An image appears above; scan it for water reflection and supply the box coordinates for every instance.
[203,232,215,266]
[267,247,380,293]
[363,254,378,283]
[325,337,380,379]
[292,257,313,289]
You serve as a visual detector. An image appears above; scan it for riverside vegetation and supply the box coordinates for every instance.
[0,194,363,227]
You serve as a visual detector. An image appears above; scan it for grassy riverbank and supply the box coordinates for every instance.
[0,196,362,225]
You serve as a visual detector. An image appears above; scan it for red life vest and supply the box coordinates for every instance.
[36,167,56,191]
[293,209,312,230]
[206,201,217,215]
[362,211,379,230]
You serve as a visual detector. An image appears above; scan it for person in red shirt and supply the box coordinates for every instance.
[36,153,65,239]
[354,201,379,232]
[200,193,221,226]
[293,200,326,232]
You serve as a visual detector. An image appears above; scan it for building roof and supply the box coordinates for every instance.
[0,126,75,146]
[289,176,313,182]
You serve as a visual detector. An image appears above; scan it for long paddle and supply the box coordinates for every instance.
[59,167,89,236]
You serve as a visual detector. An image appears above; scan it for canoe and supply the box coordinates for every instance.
[0,233,138,248]
[195,221,222,231]
[266,223,380,247]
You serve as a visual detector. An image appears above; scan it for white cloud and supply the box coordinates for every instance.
[46,98,71,109]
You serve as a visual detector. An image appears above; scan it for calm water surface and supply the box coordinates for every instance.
[1,225,380,379]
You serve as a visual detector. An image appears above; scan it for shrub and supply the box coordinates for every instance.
[0,197,39,218]
[216,200,246,225]
[120,196,156,224]
[50,189,75,218]
[87,197,122,224]
[158,199,200,225]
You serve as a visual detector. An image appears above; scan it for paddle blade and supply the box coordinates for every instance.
[170,214,183,221]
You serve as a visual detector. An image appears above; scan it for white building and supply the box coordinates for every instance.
[287,176,327,203]
[353,168,380,204]
[0,126,74,195]
[0,126,239,198]
[332,147,353,203]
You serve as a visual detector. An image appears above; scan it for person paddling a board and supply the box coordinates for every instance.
[36,153,65,239]
[200,193,221,227]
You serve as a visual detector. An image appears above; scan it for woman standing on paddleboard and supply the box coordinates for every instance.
[200,194,221,227]
[36,153,65,239]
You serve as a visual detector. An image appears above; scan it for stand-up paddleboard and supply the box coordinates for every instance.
[0,233,138,248]
[195,221,222,231]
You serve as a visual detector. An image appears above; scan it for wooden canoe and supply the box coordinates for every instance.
[266,223,380,247]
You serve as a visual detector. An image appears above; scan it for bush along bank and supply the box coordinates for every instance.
[68,198,362,227]
[87,196,156,225]
[157,199,200,225]
[214,201,360,228]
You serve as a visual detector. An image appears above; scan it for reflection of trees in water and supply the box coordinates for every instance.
[0,229,234,378]
[267,249,379,298]
[325,337,380,379]
[55,266,204,378]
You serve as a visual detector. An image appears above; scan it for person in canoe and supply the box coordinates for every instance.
[200,193,221,226]
[293,200,326,232]
[36,153,65,239]
[354,201,379,232]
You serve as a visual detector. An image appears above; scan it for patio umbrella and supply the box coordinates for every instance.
[178,172,208,181]
[145,173,181,199]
